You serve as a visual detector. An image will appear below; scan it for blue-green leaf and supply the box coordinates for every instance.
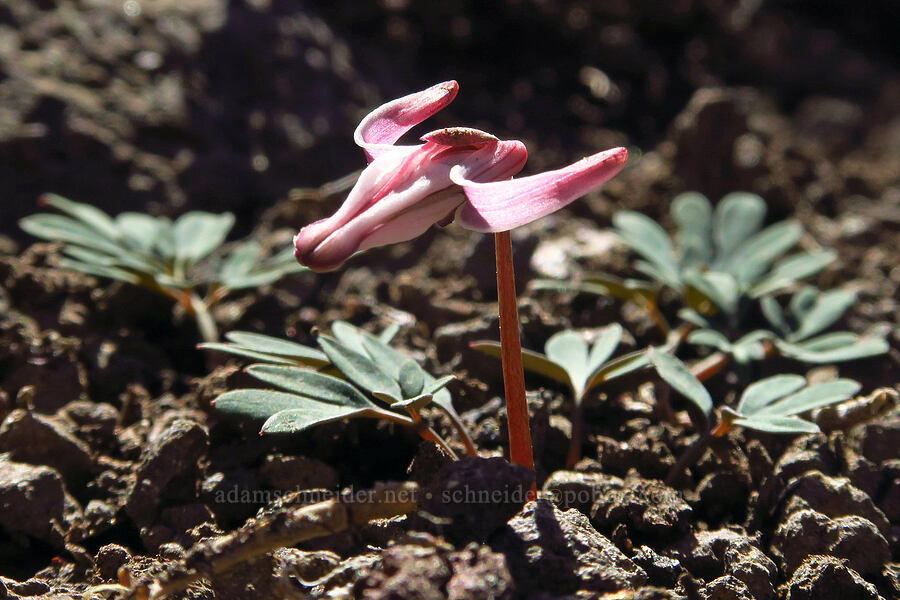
[728,221,803,285]
[318,335,400,399]
[757,379,860,417]
[261,405,372,434]
[613,211,680,287]
[687,329,732,352]
[398,360,425,399]
[672,192,713,268]
[41,194,120,239]
[245,365,374,408]
[199,343,299,365]
[712,192,766,262]
[750,251,837,297]
[733,416,820,434]
[173,212,235,265]
[649,348,712,416]
[214,389,313,420]
[224,331,328,365]
[584,348,650,392]
[738,374,807,415]
[588,324,624,371]
[546,330,589,396]
[789,289,857,341]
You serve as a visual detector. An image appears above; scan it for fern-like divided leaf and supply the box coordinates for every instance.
[759,287,889,363]
[553,192,833,327]
[204,322,469,451]
[20,195,305,296]
[729,376,861,434]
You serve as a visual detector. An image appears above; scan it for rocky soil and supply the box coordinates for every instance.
[0,1,898,599]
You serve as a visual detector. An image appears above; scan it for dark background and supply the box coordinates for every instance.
[1,0,897,241]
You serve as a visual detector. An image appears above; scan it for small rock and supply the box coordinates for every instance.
[259,454,338,491]
[434,315,497,365]
[542,470,623,514]
[95,544,131,581]
[274,548,341,584]
[723,537,777,600]
[783,555,882,600]
[878,471,900,522]
[773,444,829,482]
[125,419,209,524]
[6,579,50,596]
[492,498,647,594]
[676,528,775,599]
[61,400,119,444]
[0,409,94,485]
[783,472,890,534]
[446,544,515,600]
[858,417,900,463]
[591,474,692,538]
[422,457,534,543]
[529,228,622,279]
[771,509,889,576]
[355,543,514,600]
[631,545,683,588]
[83,500,118,538]
[701,575,753,600]
[0,454,79,546]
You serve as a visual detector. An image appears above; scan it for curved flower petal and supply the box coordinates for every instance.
[451,147,629,233]
[293,146,420,259]
[441,139,528,183]
[354,81,459,162]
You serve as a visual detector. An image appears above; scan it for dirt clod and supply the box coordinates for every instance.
[783,555,882,600]
[590,474,692,539]
[771,509,889,577]
[492,498,648,595]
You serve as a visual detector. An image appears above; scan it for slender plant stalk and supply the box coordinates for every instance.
[494,231,535,472]
[565,402,585,468]
[441,408,479,457]
[691,340,776,382]
[371,408,459,460]
[188,292,219,344]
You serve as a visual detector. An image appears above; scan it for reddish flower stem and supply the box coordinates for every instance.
[494,231,535,473]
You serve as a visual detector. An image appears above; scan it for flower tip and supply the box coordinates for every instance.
[608,146,628,166]
[436,80,459,96]
[37,194,50,207]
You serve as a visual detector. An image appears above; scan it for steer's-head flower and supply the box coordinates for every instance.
[294,81,628,271]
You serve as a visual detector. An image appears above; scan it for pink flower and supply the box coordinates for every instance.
[294,81,628,272]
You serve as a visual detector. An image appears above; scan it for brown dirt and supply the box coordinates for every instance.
[0,1,898,599]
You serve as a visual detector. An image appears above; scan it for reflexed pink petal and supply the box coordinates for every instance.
[354,81,459,162]
[451,147,628,233]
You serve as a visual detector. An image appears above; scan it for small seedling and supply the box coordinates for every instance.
[715,375,861,435]
[686,285,888,376]
[20,194,305,342]
[760,286,889,363]
[651,348,863,484]
[473,324,650,466]
[203,321,476,458]
[534,192,835,334]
